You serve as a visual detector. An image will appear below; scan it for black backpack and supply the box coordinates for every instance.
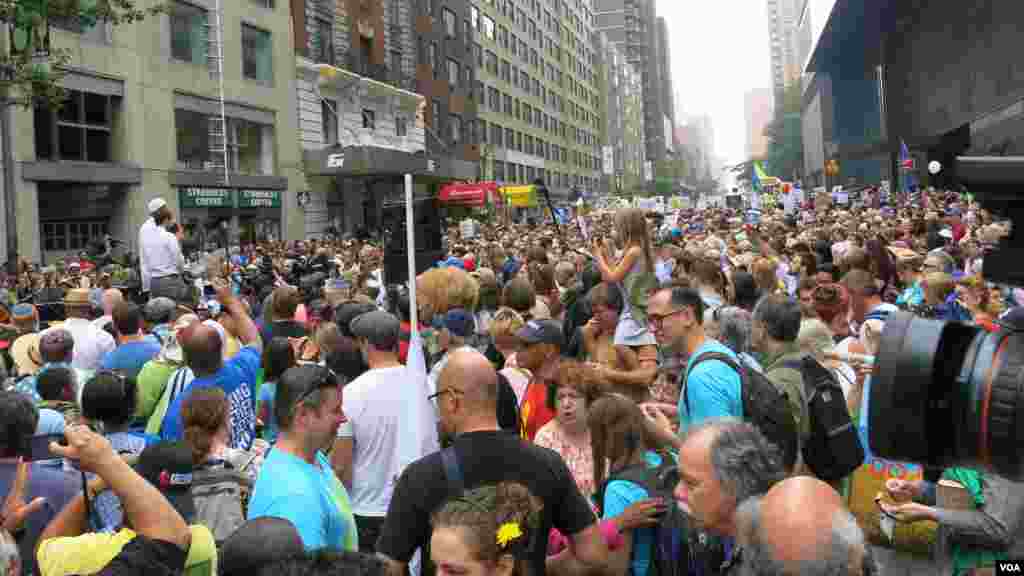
[595,457,722,576]
[685,352,799,472]
[783,356,865,482]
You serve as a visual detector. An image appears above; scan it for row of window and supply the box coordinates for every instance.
[489,159,597,192]
[170,1,274,83]
[479,118,599,171]
[319,100,409,145]
[478,83,598,149]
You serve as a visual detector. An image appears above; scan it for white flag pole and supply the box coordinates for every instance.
[405,173,418,333]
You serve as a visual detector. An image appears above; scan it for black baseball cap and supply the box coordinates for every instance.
[134,441,195,522]
[515,319,564,349]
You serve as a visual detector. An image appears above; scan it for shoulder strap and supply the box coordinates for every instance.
[683,351,744,412]
[440,446,464,497]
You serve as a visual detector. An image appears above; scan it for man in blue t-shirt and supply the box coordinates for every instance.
[248,365,356,552]
[647,287,742,434]
[100,301,162,379]
[160,279,263,450]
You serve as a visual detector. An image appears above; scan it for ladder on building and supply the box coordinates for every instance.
[205,0,230,186]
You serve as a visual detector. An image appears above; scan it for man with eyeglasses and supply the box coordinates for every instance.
[647,287,742,435]
[248,364,357,552]
[331,309,438,554]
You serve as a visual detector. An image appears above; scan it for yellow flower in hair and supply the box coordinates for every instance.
[496,522,523,548]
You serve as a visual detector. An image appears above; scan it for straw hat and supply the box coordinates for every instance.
[63,288,92,309]
[10,333,43,376]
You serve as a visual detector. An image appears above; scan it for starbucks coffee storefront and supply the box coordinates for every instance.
[178,187,283,249]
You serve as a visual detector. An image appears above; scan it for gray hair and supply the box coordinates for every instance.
[687,419,786,503]
[735,497,867,576]
[715,306,754,356]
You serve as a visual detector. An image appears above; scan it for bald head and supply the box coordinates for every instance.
[102,289,123,316]
[179,321,223,376]
[737,476,868,575]
[439,349,498,410]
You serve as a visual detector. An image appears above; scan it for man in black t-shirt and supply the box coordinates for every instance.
[375,349,609,576]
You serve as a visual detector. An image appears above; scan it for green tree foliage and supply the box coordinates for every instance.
[0,0,163,107]
[764,82,803,181]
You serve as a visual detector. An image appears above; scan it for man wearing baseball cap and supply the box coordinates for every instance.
[139,197,187,303]
[514,319,564,440]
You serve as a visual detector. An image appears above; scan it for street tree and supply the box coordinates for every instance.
[0,0,164,108]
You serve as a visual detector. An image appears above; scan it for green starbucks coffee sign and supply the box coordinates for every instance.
[237,190,281,208]
[179,188,282,209]
[180,188,234,208]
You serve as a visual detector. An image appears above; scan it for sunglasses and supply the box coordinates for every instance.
[292,367,340,411]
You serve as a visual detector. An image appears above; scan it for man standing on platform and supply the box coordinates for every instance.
[139,198,187,303]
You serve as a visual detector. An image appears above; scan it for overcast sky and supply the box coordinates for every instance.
[658,0,772,168]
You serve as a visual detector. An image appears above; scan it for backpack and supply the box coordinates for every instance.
[685,352,799,472]
[783,356,865,482]
[595,457,719,576]
[190,460,254,544]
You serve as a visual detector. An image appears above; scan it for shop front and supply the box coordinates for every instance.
[304,145,478,237]
[177,187,283,251]
[438,182,502,221]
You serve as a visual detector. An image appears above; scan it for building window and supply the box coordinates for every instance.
[315,19,334,65]
[250,0,274,7]
[470,5,479,28]
[479,119,488,143]
[488,87,500,110]
[505,128,514,150]
[485,50,497,74]
[443,8,457,39]
[423,0,433,18]
[362,109,376,130]
[396,116,408,136]
[473,43,482,66]
[482,15,495,40]
[464,65,473,94]
[494,160,505,181]
[431,100,441,127]
[447,58,459,89]
[175,110,274,174]
[500,59,510,83]
[322,99,337,144]
[34,90,114,162]
[242,24,273,83]
[429,42,439,76]
[450,114,461,145]
[491,123,503,147]
[43,221,109,253]
[170,1,207,64]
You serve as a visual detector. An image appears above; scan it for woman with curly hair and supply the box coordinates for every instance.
[533,360,605,499]
[430,482,543,576]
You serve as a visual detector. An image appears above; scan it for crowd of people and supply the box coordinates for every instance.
[1,186,1022,576]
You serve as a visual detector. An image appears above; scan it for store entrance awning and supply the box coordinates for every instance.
[304,145,476,180]
[439,182,499,206]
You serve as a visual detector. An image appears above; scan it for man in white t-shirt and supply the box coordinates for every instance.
[331,309,436,553]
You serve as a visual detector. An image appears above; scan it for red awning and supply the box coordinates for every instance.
[439,182,499,206]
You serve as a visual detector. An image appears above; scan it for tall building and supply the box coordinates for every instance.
[654,17,675,153]
[470,0,603,196]
[596,32,645,196]
[745,88,772,158]
[767,0,801,102]
[594,0,675,178]
[685,114,715,179]
[292,0,478,236]
[1,0,303,263]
